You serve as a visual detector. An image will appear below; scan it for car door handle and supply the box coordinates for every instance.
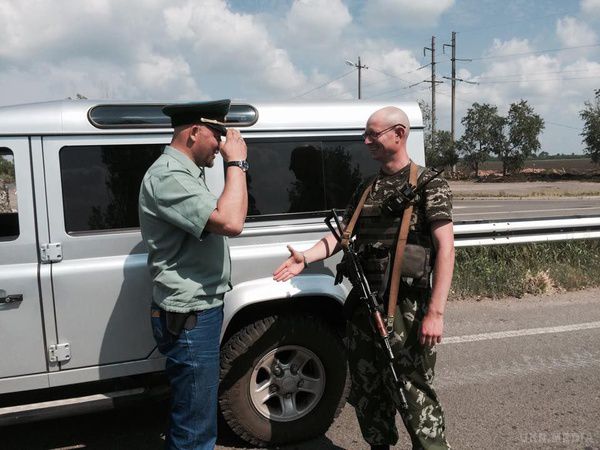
[0,294,23,304]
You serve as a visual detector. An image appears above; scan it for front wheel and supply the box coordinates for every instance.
[219,314,349,447]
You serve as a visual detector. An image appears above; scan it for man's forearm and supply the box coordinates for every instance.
[428,220,455,316]
[213,167,248,234]
[428,245,454,316]
[303,232,341,265]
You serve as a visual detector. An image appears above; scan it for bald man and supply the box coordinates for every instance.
[274,106,454,450]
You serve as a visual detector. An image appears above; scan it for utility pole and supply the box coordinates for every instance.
[345,56,368,99]
[443,31,474,143]
[423,37,441,153]
[444,32,456,142]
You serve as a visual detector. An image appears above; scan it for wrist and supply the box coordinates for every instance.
[225,160,249,172]
[301,252,309,269]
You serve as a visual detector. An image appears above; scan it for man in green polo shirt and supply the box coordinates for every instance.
[139,100,248,450]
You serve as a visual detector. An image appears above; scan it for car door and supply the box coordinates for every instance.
[41,135,168,371]
[0,139,48,385]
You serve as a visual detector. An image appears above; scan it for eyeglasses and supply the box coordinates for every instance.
[362,123,405,141]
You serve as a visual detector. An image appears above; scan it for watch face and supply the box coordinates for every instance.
[228,160,249,172]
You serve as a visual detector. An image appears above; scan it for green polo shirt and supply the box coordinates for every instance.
[138,145,231,313]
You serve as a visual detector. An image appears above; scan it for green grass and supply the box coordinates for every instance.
[451,239,600,299]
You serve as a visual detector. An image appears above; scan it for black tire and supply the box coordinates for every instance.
[219,314,349,447]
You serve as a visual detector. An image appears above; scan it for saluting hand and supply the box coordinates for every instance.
[273,245,306,282]
[221,129,247,162]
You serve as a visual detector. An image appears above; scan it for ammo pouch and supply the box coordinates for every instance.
[402,243,432,282]
[362,243,432,289]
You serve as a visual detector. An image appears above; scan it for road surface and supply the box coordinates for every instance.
[4,288,600,450]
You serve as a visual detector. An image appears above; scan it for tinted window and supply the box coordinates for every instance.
[0,148,18,240]
[245,138,378,219]
[60,144,163,233]
[89,104,258,128]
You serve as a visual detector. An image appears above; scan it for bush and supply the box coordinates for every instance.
[451,240,600,299]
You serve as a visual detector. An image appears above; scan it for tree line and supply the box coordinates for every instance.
[422,89,600,176]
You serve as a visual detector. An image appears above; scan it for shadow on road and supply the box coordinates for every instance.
[2,401,348,450]
[3,401,168,450]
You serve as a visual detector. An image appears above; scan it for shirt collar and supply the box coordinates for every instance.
[164,145,203,179]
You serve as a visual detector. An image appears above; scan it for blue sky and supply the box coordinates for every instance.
[1,0,599,155]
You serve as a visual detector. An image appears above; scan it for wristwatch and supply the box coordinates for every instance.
[225,160,249,172]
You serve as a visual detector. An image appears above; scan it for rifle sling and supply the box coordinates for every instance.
[341,179,374,249]
[386,162,418,331]
[342,162,419,331]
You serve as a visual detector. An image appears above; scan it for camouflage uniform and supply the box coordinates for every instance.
[343,163,453,449]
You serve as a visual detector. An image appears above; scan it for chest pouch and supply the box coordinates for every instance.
[401,242,432,287]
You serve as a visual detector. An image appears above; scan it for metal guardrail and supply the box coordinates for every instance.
[454,216,600,247]
[241,215,600,246]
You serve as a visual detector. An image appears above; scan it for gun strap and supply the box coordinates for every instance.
[341,179,374,249]
[386,162,418,330]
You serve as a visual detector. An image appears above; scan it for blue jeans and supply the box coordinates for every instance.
[151,305,224,450]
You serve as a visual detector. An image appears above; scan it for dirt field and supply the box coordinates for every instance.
[450,157,600,197]
[477,158,594,172]
[449,180,600,197]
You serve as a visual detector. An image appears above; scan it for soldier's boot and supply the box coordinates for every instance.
[370,446,390,450]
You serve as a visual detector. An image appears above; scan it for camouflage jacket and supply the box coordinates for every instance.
[342,162,452,292]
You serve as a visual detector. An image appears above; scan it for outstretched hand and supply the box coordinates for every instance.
[273,245,306,282]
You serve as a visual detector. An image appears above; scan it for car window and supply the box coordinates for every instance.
[0,148,18,240]
[245,138,378,220]
[59,144,163,233]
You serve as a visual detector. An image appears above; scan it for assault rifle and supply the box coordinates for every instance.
[325,210,409,411]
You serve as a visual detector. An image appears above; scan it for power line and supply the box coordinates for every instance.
[368,64,429,82]
[362,84,411,100]
[435,89,473,105]
[475,74,600,84]
[470,44,600,61]
[476,68,600,80]
[359,64,430,92]
[546,121,582,132]
[289,69,355,99]
[435,91,584,133]
[363,72,434,100]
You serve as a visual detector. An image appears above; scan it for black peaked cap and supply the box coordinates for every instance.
[162,99,231,129]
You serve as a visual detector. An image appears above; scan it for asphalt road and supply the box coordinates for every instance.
[4,288,600,450]
[450,181,600,221]
[454,197,600,221]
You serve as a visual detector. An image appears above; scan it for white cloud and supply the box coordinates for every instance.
[163,0,307,96]
[472,39,562,102]
[581,0,600,19]
[286,0,352,46]
[0,0,308,102]
[556,16,597,47]
[362,0,454,28]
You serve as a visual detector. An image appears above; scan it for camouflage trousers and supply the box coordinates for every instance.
[346,288,450,449]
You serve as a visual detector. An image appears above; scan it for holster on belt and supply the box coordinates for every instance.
[165,311,197,337]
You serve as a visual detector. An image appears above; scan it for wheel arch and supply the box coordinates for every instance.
[221,275,349,345]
